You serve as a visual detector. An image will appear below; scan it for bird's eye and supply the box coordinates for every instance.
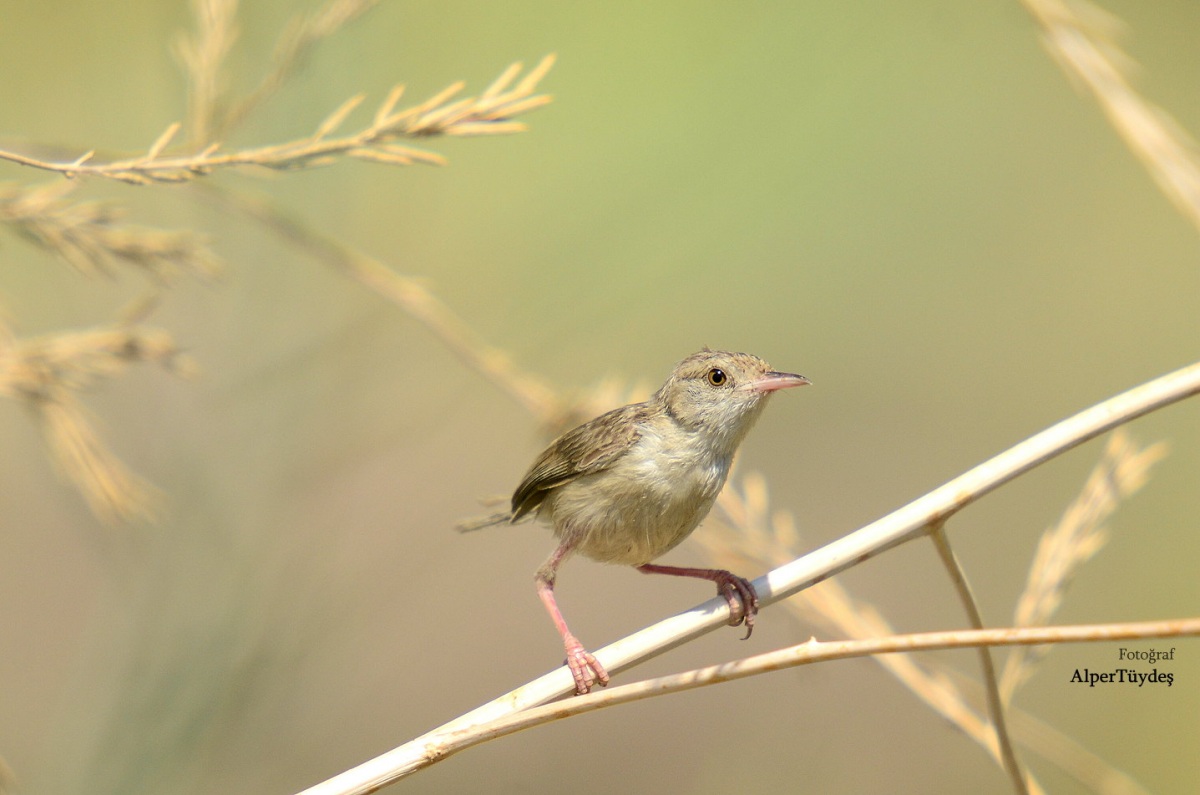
[706,368,727,387]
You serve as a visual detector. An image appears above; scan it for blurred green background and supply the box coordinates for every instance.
[2,1,1198,793]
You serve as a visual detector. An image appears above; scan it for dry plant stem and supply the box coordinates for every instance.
[203,185,559,421]
[928,524,1027,795]
[295,360,1200,795]
[0,56,554,184]
[447,618,1199,769]
[1022,0,1200,231]
[296,617,1199,794]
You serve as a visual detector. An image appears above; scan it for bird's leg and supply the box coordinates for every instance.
[536,542,610,695]
[637,563,760,639]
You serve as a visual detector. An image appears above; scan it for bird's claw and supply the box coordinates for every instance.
[563,636,610,695]
[714,571,759,639]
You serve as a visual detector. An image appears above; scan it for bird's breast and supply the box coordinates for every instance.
[545,427,734,566]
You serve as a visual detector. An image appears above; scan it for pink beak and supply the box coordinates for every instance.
[747,371,811,393]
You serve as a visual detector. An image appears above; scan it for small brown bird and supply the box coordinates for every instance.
[468,348,809,694]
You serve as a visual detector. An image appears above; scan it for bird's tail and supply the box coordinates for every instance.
[456,509,514,533]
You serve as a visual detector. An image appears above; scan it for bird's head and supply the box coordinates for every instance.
[654,349,810,454]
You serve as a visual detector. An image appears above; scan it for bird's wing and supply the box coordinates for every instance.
[510,403,648,521]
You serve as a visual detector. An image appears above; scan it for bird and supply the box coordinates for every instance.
[466,348,809,694]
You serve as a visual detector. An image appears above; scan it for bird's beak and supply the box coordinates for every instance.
[745,371,811,393]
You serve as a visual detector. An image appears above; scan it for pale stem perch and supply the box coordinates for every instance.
[436,617,1200,770]
[296,618,1198,795]
[294,359,1200,795]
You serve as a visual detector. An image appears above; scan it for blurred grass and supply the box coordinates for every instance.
[1,1,1198,794]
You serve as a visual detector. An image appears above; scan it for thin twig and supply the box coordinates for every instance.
[929,523,1028,795]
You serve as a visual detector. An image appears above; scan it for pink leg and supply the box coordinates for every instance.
[638,563,760,639]
[536,543,610,695]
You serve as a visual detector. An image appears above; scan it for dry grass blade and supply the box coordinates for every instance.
[1022,0,1200,232]
[401,81,466,121]
[514,53,558,96]
[314,94,366,140]
[478,93,554,121]
[407,98,476,132]
[147,122,183,160]
[1000,429,1168,701]
[0,181,222,280]
[443,121,530,137]
[0,56,554,183]
[346,145,445,167]
[372,85,406,128]
[0,311,192,524]
[482,61,523,99]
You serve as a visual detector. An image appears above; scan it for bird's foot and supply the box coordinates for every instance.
[563,635,609,695]
[637,563,761,639]
[712,571,759,639]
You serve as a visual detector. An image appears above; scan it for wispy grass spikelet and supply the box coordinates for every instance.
[0,305,192,523]
[0,181,222,280]
[174,0,240,145]
[1000,429,1168,700]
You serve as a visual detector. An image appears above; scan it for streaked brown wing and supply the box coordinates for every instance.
[510,402,649,521]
